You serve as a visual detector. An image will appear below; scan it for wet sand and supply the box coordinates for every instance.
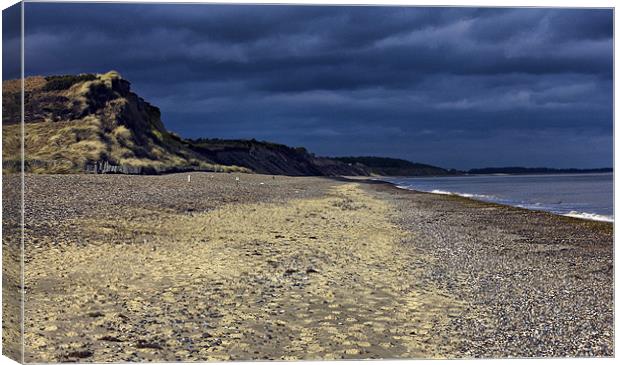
[2,173,613,361]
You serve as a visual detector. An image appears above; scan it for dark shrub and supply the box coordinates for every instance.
[43,74,97,91]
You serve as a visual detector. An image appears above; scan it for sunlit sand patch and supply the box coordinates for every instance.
[24,183,464,361]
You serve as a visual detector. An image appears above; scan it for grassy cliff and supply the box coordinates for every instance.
[1,72,367,176]
[2,72,249,174]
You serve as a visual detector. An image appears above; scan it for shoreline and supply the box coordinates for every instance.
[375,178,612,230]
[358,176,614,224]
[4,172,614,360]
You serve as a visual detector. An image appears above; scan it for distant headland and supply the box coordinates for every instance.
[467,167,612,175]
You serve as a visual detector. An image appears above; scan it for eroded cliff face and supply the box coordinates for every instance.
[187,139,369,176]
[2,71,367,176]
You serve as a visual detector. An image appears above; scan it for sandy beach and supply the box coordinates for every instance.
[2,172,613,362]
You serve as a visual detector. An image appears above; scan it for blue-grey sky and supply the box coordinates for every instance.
[8,3,614,169]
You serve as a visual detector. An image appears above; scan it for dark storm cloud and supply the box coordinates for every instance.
[2,2,21,79]
[20,3,613,169]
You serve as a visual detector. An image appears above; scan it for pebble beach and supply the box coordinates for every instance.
[2,172,613,361]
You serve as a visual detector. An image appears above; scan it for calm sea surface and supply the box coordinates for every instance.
[384,173,613,222]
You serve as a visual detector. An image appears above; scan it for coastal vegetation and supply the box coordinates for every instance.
[333,156,459,176]
[42,74,98,91]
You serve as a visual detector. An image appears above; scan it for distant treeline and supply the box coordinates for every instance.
[468,167,613,175]
[332,156,459,176]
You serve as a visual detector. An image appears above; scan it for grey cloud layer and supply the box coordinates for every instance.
[14,3,613,169]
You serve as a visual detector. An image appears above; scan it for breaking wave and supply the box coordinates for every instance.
[562,211,614,222]
[429,189,494,200]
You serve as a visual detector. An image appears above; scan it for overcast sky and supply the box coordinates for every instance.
[7,3,614,169]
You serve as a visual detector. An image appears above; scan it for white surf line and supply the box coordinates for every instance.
[391,183,614,223]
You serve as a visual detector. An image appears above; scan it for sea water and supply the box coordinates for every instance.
[384,173,613,222]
